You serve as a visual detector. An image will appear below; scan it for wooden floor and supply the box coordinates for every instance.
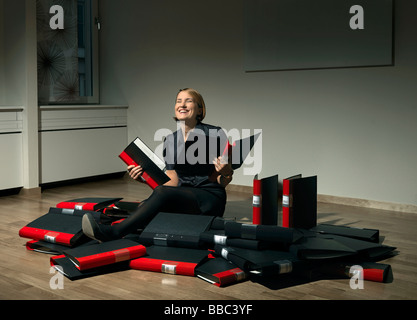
[1,175,417,301]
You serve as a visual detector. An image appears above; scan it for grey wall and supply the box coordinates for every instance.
[98,0,417,206]
[0,0,27,106]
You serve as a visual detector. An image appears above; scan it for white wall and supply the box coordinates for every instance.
[99,0,417,206]
[0,0,4,104]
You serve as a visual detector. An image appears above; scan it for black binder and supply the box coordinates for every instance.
[195,257,247,287]
[51,254,130,280]
[214,245,301,277]
[310,224,380,243]
[200,230,271,250]
[19,212,88,247]
[289,233,395,260]
[224,221,303,246]
[282,175,317,229]
[56,197,123,211]
[139,212,215,248]
[129,246,209,276]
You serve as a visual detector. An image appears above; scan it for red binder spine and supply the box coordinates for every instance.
[56,202,96,211]
[119,151,159,189]
[50,254,66,266]
[282,179,291,228]
[19,226,74,246]
[346,263,390,283]
[73,245,146,270]
[213,267,246,287]
[25,240,37,251]
[363,268,385,283]
[252,175,262,225]
[129,258,196,276]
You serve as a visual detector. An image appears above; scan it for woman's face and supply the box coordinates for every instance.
[175,90,202,125]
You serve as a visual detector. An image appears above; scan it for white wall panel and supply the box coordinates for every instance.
[40,126,127,184]
[0,133,23,189]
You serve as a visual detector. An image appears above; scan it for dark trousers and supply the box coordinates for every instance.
[109,185,226,238]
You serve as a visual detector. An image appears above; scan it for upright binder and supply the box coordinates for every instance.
[62,239,146,271]
[119,137,170,189]
[139,212,215,248]
[195,257,247,287]
[282,174,317,229]
[252,174,278,225]
[129,246,209,276]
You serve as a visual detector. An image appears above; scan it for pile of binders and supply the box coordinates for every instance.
[19,196,396,287]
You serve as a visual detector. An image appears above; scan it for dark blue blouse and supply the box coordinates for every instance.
[163,122,228,198]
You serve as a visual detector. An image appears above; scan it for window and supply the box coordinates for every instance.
[37,0,99,104]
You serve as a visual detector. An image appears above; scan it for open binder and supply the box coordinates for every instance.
[119,137,170,189]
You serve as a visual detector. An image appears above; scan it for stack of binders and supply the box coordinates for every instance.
[19,196,397,287]
[20,197,148,280]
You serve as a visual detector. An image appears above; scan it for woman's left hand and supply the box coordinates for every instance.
[213,156,233,177]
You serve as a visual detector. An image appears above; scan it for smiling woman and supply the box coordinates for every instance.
[82,88,234,242]
[174,88,206,125]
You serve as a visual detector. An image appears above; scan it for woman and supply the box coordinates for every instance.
[82,88,234,241]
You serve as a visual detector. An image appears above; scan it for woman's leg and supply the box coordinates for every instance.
[82,185,224,241]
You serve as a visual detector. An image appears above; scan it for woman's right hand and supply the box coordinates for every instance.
[127,165,144,181]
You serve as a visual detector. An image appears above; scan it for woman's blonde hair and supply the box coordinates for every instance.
[174,88,206,122]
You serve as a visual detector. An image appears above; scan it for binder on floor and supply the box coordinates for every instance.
[289,233,395,261]
[252,174,278,225]
[195,257,247,287]
[119,137,170,189]
[310,224,380,243]
[282,174,317,229]
[26,239,98,255]
[19,212,88,247]
[48,207,104,222]
[214,245,301,277]
[313,261,393,283]
[129,246,209,276]
[56,197,123,211]
[62,239,146,271]
[51,254,131,281]
[139,212,215,248]
[200,230,270,250]
[224,221,303,246]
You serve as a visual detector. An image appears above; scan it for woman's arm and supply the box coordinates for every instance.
[213,156,233,188]
[127,165,179,187]
[163,169,179,187]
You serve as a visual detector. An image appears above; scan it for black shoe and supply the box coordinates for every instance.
[82,212,114,242]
